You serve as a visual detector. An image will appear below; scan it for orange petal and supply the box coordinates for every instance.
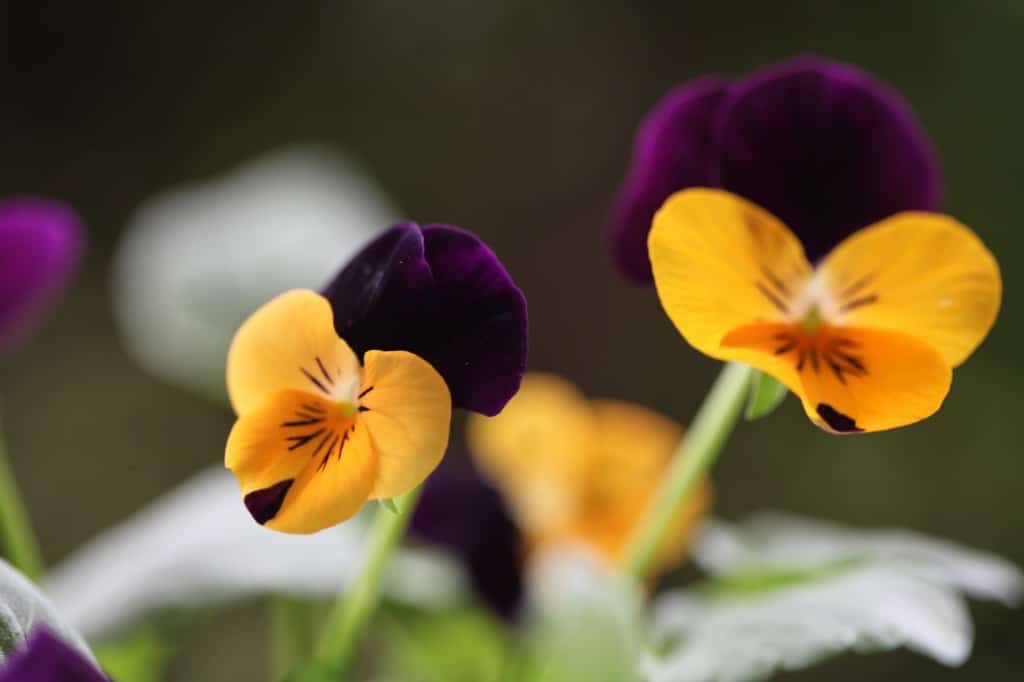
[648,189,812,360]
[227,290,361,416]
[818,212,1001,366]
[722,323,952,433]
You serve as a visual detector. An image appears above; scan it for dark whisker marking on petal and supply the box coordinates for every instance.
[796,348,807,372]
[302,402,326,413]
[358,386,374,399]
[824,354,848,385]
[293,410,321,420]
[318,433,341,472]
[310,429,335,458]
[772,331,794,341]
[759,266,791,298]
[300,367,332,395]
[755,282,790,315]
[774,340,797,355]
[286,427,326,451]
[358,405,370,412]
[839,293,879,313]
[829,347,867,374]
[839,272,876,300]
[809,346,820,373]
[282,417,324,427]
[316,356,335,386]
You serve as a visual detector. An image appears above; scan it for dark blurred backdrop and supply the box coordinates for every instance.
[1,1,1022,680]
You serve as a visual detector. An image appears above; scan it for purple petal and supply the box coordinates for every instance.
[409,458,523,619]
[608,78,732,283]
[323,223,528,416]
[715,56,941,263]
[0,629,108,682]
[0,199,84,351]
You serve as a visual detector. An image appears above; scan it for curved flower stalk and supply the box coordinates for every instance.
[649,189,1000,433]
[609,56,939,283]
[226,224,527,533]
[112,146,398,401]
[646,513,1024,682]
[467,373,709,576]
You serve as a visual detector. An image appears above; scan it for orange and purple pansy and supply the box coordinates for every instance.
[225,223,527,533]
[0,198,83,352]
[609,56,940,283]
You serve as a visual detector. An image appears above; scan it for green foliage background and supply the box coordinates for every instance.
[1,1,1022,679]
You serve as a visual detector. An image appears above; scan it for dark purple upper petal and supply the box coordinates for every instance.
[409,458,523,619]
[715,56,941,263]
[0,629,108,682]
[0,199,83,351]
[608,56,941,281]
[323,223,528,416]
[608,78,731,283]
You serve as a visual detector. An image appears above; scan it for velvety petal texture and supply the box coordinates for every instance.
[409,459,523,619]
[323,223,528,416]
[0,199,84,351]
[608,56,940,282]
[609,78,731,282]
[0,629,108,682]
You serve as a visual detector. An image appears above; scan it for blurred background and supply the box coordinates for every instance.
[1,1,1022,679]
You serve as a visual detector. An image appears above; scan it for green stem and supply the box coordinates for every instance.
[316,486,423,671]
[269,595,319,681]
[622,362,753,581]
[0,417,44,581]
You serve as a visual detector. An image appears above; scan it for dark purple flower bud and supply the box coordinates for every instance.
[0,629,108,682]
[409,459,523,619]
[609,56,941,282]
[323,223,528,416]
[0,199,84,351]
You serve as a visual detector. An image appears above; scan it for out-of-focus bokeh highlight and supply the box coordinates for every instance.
[2,2,1023,679]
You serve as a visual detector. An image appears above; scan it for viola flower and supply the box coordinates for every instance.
[609,56,940,282]
[226,224,527,533]
[0,628,108,682]
[649,189,1000,433]
[0,198,83,352]
[468,373,710,573]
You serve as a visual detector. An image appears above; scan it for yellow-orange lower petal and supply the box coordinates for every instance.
[722,323,952,433]
[359,350,452,500]
[818,212,1001,367]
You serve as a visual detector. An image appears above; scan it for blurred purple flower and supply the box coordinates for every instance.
[0,199,83,351]
[409,458,523,619]
[0,629,107,682]
[609,56,941,283]
[323,223,528,416]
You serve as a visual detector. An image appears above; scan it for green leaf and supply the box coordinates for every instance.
[380,498,399,514]
[376,605,511,682]
[94,626,171,682]
[744,369,788,420]
[282,659,345,682]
